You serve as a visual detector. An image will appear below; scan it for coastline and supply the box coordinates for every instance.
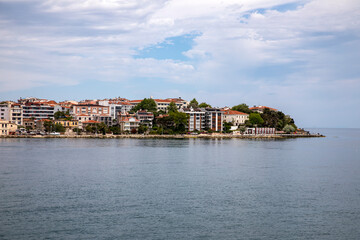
[1,133,325,139]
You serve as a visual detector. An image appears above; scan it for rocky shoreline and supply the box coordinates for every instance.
[1,133,325,139]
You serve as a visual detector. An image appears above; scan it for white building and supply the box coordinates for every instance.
[222,109,249,126]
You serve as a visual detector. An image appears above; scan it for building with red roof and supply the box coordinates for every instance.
[221,109,249,126]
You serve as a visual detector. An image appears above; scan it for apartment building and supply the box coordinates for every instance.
[119,117,140,132]
[135,110,154,127]
[0,102,10,121]
[181,108,206,131]
[205,108,224,132]
[10,103,23,125]
[98,99,134,119]
[22,102,61,120]
[73,104,109,116]
[73,104,110,126]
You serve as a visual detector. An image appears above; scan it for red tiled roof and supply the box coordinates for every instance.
[222,110,248,115]
[82,120,100,124]
[119,117,140,122]
[38,119,52,122]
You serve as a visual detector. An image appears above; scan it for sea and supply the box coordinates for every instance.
[0,128,359,239]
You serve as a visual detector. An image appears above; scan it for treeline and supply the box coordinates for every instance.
[231,103,297,132]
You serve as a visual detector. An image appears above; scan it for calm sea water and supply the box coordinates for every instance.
[1,128,360,239]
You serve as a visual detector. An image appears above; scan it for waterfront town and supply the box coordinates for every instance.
[1,96,306,137]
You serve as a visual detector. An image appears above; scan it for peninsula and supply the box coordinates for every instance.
[1,96,322,138]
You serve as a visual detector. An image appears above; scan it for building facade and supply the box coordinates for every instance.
[181,108,206,131]
[22,102,60,120]
[222,109,249,126]
[0,120,17,135]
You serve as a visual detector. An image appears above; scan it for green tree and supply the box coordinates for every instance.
[138,124,148,134]
[198,102,212,108]
[54,123,65,133]
[167,102,178,113]
[223,121,232,133]
[188,98,199,108]
[131,98,157,113]
[54,111,66,119]
[109,126,121,134]
[249,113,264,126]
[44,121,55,132]
[169,111,189,133]
[283,124,295,133]
[232,103,251,113]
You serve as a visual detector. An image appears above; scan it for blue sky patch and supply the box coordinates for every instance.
[134,33,200,61]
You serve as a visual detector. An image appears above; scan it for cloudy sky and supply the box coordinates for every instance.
[0,0,359,128]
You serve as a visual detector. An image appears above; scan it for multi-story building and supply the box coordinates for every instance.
[135,110,154,127]
[118,117,140,132]
[73,104,110,126]
[205,108,223,132]
[98,99,134,119]
[73,104,109,116]
[181,107,223,132]
[22,102,61,120]
[181,108,206,131]
[154,98,188,112]
[0,102,10,121]
[0,120,17,135]
[10,103,23,125]
[222,109,249,126]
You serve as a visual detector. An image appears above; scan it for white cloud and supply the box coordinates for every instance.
[0,0,359,126]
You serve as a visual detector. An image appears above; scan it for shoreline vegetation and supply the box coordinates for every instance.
[1,133,325,139]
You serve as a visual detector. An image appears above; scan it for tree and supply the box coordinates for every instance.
[156,111,189,134]
[198,102,211,108]
[188,98,199,108]
[109,126,121,134]
[249,113,264,126]
[44,121,54,132]
[54,111,66,119]
[131,98,157,113]
[283,124,295,133]
[239,126,246,134]
[167,102,178,113]
[54,123,65,133]
[232,103,251,114]
[169,111,189,133]
[138,124,148,134]
[223,121,232,133]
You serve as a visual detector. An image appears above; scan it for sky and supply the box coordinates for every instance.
[0,0,359,128]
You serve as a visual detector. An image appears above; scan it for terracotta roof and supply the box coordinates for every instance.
[38,119,52,122]
[119,117,140,122]
[222,110,249,115]
[82,120,101,124]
